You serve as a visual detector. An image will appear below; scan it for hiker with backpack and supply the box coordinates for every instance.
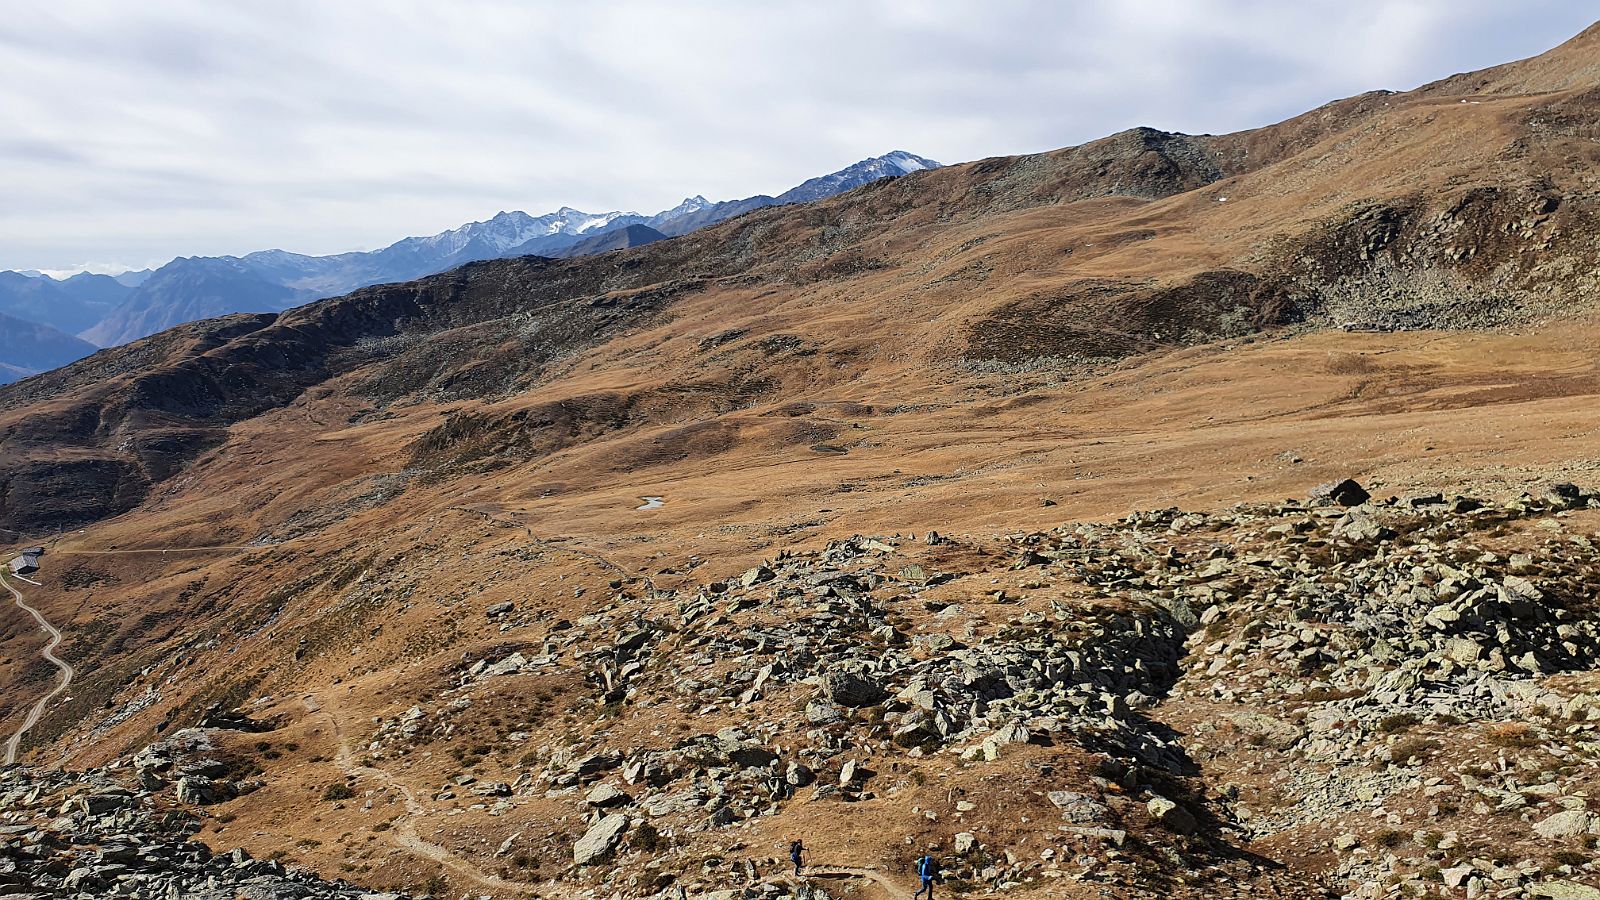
[913,848,939,900]
[790,839,805,875]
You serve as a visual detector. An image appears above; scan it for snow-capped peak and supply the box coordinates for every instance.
[553,208,636,235]
[658,195,712,218]
[401,207,643,255]
[773,151,943,205]
[645,195,716,228]
[881,150,935,174]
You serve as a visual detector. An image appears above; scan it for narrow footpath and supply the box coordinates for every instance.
[1,571,73,765]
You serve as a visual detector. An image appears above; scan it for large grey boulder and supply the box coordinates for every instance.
[1310,479,1371,507]
[1532,882,1600,900]
[823,671,887,708]
[1332,508,1387,542]
[1049,791,1110,825]
[585,784,630,808]
[1533,809,1598,840]
[175,776,224,806]
[786,761,815,787]
[573,813,629,865]
[1147,796,1197,834]
[806,700,842,723]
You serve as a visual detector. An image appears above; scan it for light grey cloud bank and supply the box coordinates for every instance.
[2,0,1594,272]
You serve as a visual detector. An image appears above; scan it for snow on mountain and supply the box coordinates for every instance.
[884,150,935,174]
[11,150,945,351]
[560,208,637,236]
[647,196,714,228]
[650,153,944,236]
[398,208,639,258]
[406,211,543,256]
[775,151,942,205]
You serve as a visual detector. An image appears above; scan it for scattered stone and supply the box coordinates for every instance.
[1147,796,1197,834]
[0,766,405,898]
[822,671,887,708]
[585,783,631,808]
[1310,478,1371,507]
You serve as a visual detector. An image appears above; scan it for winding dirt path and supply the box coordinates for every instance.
[56,546,264,555]
[307,692,904,899]
[1,571,73,765]
[451,506,630,577]
[795,866,912,900]
[311,693,540,896]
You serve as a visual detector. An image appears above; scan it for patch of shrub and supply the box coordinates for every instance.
[1552,850,1589,867]
[1390,736,1440,764]
[1374,829,1406,848]
[631,821,662,852]
[1378,713,1419,734]
[1302,686,1366,703]
[1484,722,1541,749]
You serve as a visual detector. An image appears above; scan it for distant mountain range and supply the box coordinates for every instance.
[0,270,129,335]
[0,151,939,382]
[554,223,668,258]
[0,311,96,383]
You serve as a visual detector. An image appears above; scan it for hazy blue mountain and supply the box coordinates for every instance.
[0,271,116,337]
[0,310,98,384]
[554,223,666,258]
[80,210,650,345]
[113,269,155,288]
[56,271,135,307]
[650,151,942,236]
[773,151,939,204]
[82,257,303,347]
[353,208,654,285]
[227,209,655,296]
[14,150,943,349]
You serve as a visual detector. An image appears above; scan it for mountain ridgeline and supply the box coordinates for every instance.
[0,151,941,380]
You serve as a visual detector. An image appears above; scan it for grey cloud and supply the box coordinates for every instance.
[0,139,88,164]
[0,0,1595,270]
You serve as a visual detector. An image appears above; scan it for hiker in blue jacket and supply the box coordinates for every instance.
[790,839,805,875]
[913,849,939,900]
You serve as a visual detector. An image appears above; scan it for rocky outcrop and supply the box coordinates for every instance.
[94,478,1600,898]
[0,766,408,899]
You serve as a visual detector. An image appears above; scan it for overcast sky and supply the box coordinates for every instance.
[3,1,1595,274]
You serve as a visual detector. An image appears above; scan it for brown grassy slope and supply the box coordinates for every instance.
[5,23,1600,535]
[3,23,1600,898]
[5,20,1600,739]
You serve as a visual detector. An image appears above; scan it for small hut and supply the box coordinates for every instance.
[8,547,42,575]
